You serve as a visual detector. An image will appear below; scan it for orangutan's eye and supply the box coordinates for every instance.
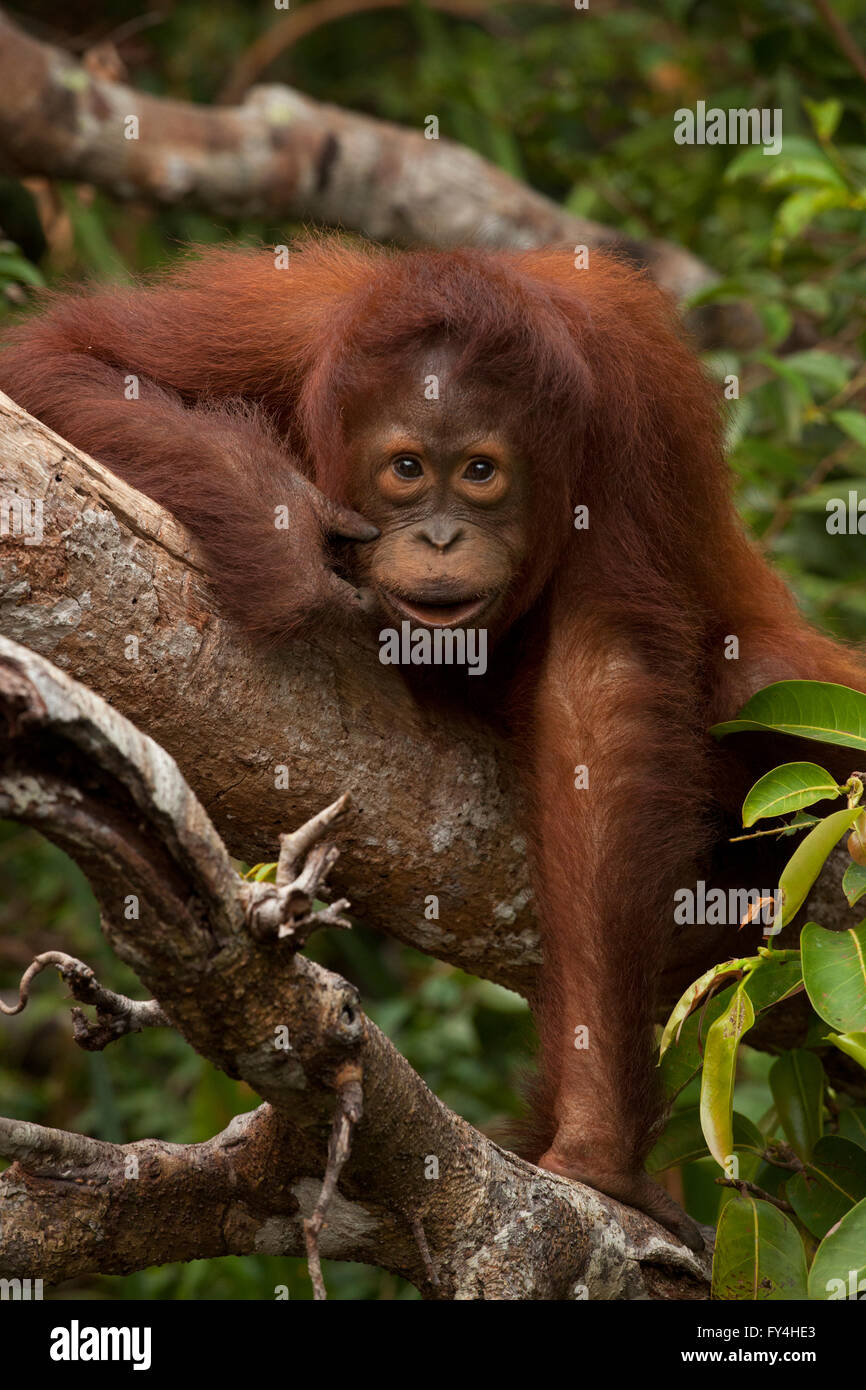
[392,456,423,480]
[464,458,495,482]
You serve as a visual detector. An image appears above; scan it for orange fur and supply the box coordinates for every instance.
[3,238,864,1242]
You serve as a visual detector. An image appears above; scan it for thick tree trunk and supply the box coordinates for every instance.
[0,633,711,1298]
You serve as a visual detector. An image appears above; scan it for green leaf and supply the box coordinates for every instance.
[833,410,866,450]
[785,811,822,832]
[783,350,853,396]
[801,920,866,1031]
[777,806,863,927]
[763,155,846,193]
[808,1198,866,1299]
[842,861,866,907]
[805,97,843,143]
[711,680,866,751]
[754,352,814,409]
[769,1050,824,1161]
[827,1031,866,1071]
[789,481,866,513]
[647,1106,763,1173]
[244,862,277,883]
[725,146,778,183]
[658,958,751,1061]
[700,986,755,1167]
[791,282,832,318]
[838,1108,866,1149]
[775,188,849,241]
[712,1198,808,1300]
[786,1135,866,1238]
[756,300,793,345]
[742,762,841,826]
[659,956,804,1099]
[0,253,45,288]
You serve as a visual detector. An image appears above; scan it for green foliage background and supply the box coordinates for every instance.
[1,0,865,1299]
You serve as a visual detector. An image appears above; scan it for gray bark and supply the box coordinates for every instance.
[0,632,710,1298]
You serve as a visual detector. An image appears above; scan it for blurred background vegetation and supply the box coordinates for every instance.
[1,0,865,1298]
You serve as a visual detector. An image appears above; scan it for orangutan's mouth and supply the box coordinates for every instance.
[383,591,490,628]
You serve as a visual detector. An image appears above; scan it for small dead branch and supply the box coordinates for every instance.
[0,950,168,1049]
[715,1177,795,1213]
[276,792,351,883]
[242,796,353,946]
[219,0,518,105]
[812,0,866,85]
[304,1064,365,1300]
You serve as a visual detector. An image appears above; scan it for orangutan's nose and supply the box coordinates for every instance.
[415,519,464,552]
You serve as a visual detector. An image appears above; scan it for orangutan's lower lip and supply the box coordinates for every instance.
[386,594,489,627]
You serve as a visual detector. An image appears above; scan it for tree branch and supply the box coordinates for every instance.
[0,632,711,1297]
[0,9,756,348]
[0,950,169,1049]
[812,0,866,85]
